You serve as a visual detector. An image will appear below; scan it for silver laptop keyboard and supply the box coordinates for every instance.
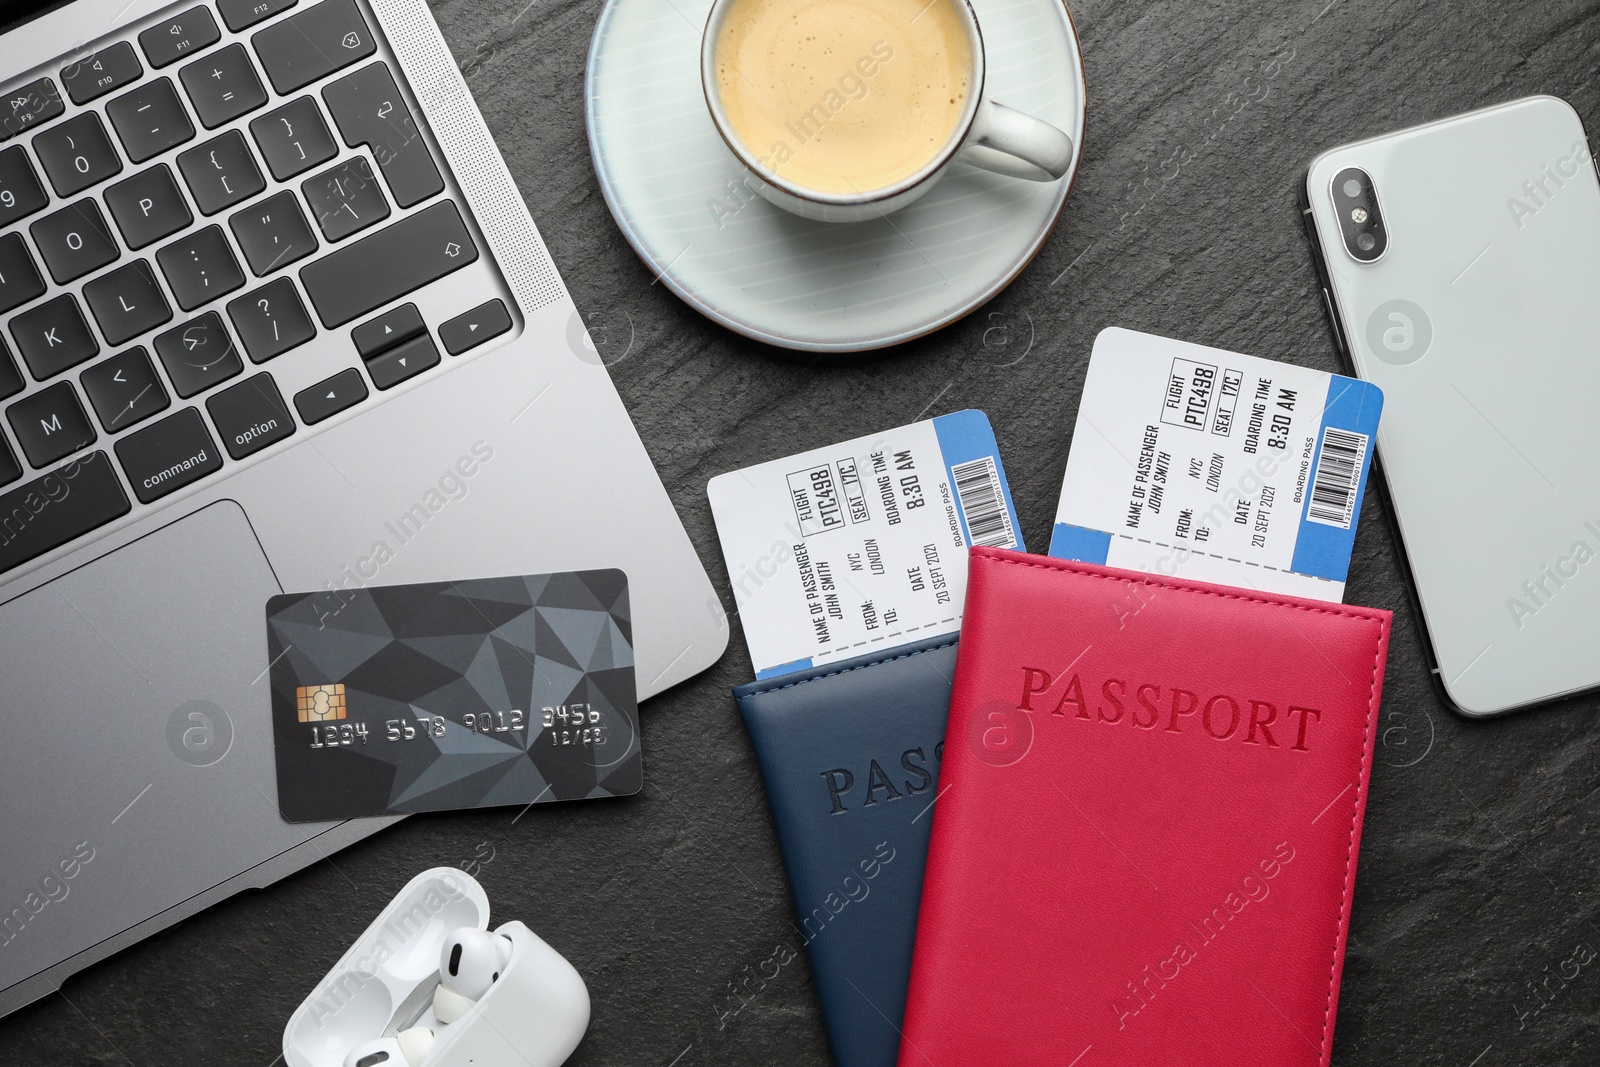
[0,0,515,577]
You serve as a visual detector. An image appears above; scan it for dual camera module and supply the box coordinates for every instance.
[1333,167,1386,262]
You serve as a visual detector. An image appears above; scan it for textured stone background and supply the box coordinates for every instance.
[6,0,1600,1064]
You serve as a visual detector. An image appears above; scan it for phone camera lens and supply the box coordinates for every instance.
[1332,167,1385,261]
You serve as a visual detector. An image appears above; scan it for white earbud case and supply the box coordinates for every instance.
[282,868,590,1067]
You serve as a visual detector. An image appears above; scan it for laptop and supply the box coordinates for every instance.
[0,0,727,1017]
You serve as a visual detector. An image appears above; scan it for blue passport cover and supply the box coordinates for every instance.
[733,634,957,1067]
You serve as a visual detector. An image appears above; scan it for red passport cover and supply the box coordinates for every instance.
[900,548,1391,1067]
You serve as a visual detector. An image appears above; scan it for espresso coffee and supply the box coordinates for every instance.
[712,0,972,195]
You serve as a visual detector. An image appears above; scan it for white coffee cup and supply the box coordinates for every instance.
[700,0,1075,223]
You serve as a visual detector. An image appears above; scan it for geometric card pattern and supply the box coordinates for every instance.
[266,570,640,823]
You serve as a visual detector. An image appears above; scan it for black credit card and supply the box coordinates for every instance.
[266,571,641,822]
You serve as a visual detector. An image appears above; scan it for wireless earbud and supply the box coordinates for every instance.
[433,928,514,1024]
[343,1027,435,1067]
[286,872,589,1067]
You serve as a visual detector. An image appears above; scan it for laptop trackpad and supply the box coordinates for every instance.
[0,501,331,991]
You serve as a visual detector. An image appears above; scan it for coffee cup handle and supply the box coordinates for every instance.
[957,99,1075,182]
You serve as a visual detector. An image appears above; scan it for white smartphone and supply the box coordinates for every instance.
[1302,96,1600,716]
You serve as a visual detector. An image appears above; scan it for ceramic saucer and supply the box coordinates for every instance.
[583,0,1086,353]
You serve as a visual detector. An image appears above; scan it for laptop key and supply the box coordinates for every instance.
[81,346,170,432]
[178,130,266,215]
[139,6,221,69]
[32,112,123,197]
[157,226,245,310]
[365,331,438,390]
[439,300,512,355]
[300,200,478,327]
[0,146,48,227]
[352,302,423,357]
[0,436,17,487]
[180,44,268,129]
[254,0,376,95]
[0,451,130,574]
[104,164,193,249]
[250,97,338,181]
[154,312,244,397]
[228,277,316,361]
[60,42,143,105]
[0,233,46,316]
[8,381,96,467]
[219,0,298,32]
[324,63,444,208]
[294,367,365,424]
[0,339,22,400]
[83,260,173,346]
[207,373,295,458]
[115,407,222,504]
[106,79,195,163]
[230,190,317,275]
[302,157,388,241]
[10,295,99,379]
[0,79,64,142]
[31,199,119,284]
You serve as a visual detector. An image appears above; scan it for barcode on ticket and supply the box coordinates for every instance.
[952,456,1018,549]
[1306,427,1368,530]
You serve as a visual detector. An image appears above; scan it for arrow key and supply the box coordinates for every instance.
[352,302,423,359]
[365,331,438,391]
[81,346,170,433]
[294,367,366,424]
[439,299,512,355]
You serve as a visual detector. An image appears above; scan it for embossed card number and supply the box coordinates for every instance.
[305,707,613,748]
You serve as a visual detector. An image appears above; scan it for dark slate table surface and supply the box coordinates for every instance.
[7,0,1600,1064]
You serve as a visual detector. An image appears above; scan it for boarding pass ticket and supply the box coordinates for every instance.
[709,410,1024,679]
[1049,328,1384,602]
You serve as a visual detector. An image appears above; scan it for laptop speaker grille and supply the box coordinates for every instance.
[372,0,568,314]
